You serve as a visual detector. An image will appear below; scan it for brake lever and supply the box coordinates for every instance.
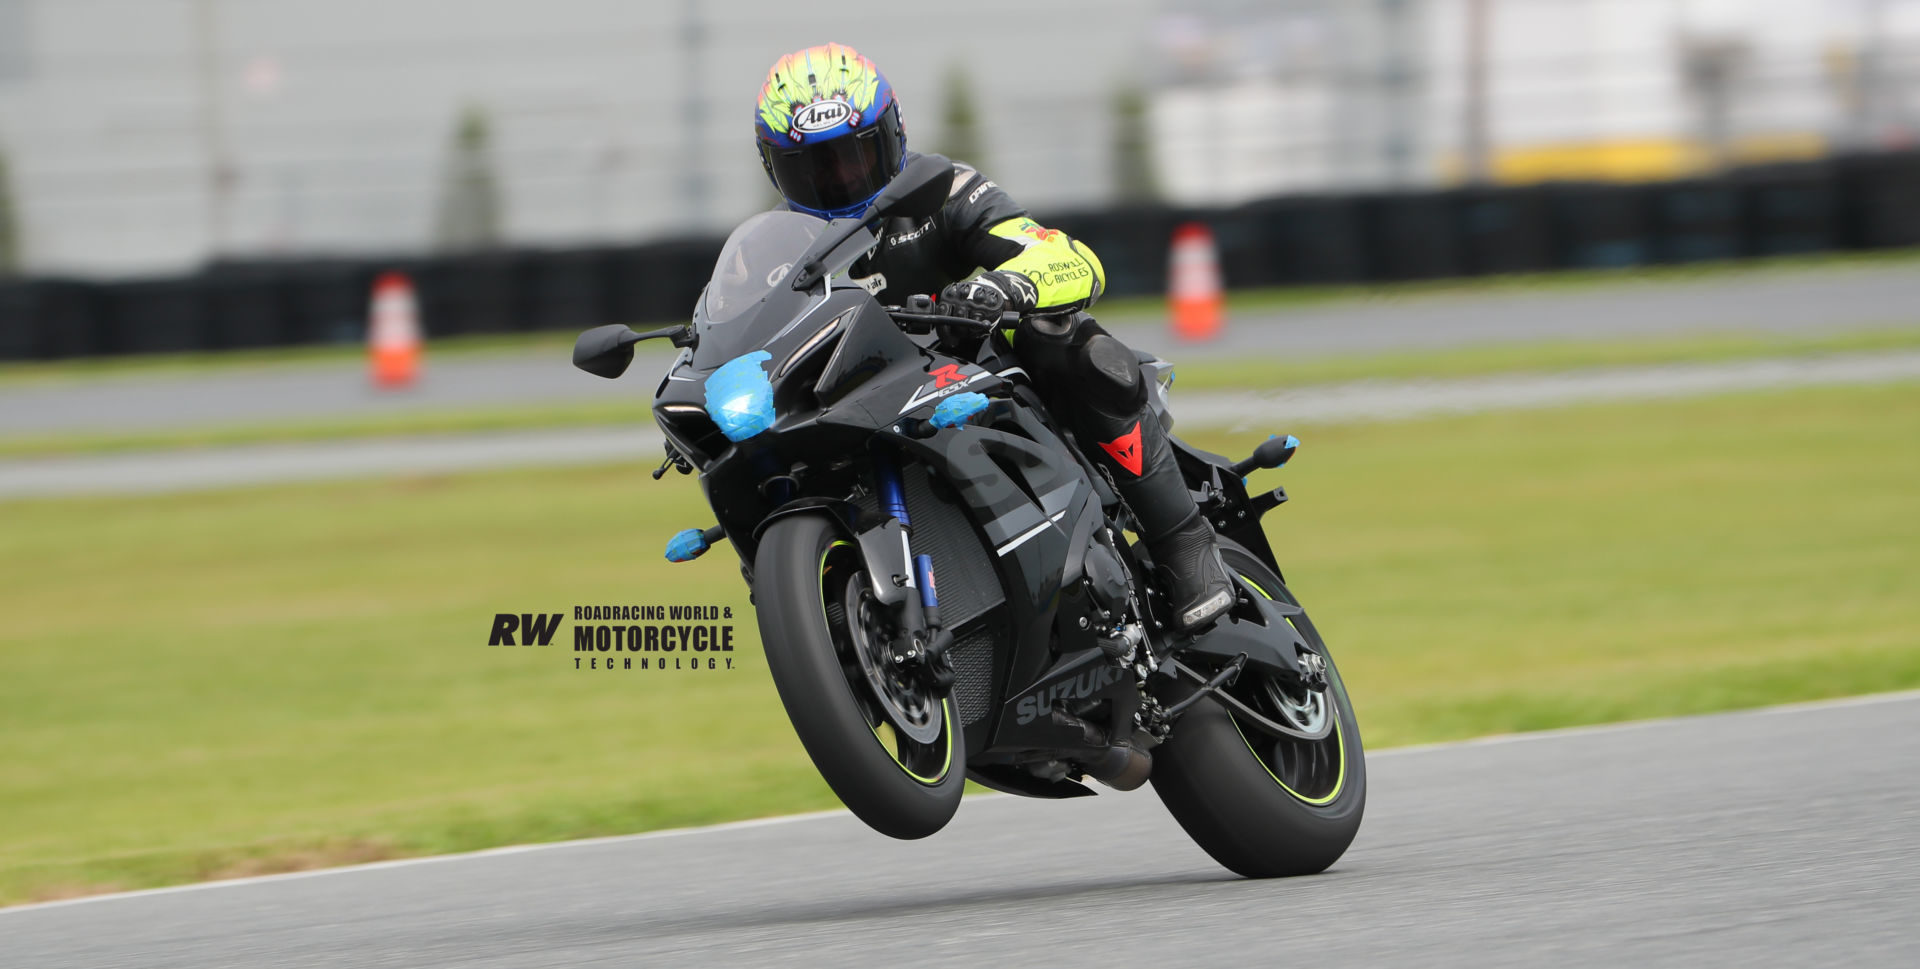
[885,308,1003,332]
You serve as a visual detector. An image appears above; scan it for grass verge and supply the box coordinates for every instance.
[1,381,1915,904]
[4,325,1918,459]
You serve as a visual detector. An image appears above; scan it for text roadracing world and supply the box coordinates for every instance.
[487,605,738,671]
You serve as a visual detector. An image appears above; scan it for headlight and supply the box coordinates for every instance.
[704,350,777,442]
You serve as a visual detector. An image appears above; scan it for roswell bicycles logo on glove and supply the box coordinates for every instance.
[483,604,738,672]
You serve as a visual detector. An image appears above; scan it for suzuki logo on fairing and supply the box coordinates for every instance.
[898,365,990,414]
[1014,665,1124,724]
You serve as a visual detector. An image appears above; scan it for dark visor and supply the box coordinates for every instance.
[765,129,889,214]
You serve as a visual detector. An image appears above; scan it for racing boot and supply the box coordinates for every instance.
[1013,311,1236,633]
[1081,405,1236,633]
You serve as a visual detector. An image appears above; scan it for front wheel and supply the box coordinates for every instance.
[1150,539,1367,876]
[754,513,965,839]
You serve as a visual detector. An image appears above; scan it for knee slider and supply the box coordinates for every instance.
[1078,333,1146,415]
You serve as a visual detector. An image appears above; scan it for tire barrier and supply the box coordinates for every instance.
[1649,178,1742,263]
[1,151,1916,360]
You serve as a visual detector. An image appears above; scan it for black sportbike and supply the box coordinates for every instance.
[573,155,1364,876]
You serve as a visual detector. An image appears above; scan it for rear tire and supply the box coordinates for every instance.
[1150,539,1366,876]
[754,513,965,839]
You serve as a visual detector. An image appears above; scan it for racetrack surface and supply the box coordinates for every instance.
[3,260,1916,438]
[7,692,1916,968]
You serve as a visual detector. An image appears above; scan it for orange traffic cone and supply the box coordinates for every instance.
[1168,222,1224,342]
[368,271,423,389]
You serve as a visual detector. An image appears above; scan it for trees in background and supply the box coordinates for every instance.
[433,105,503,251]
[0,140,19,274]
[1110,82,1159,204]
[936,63,985,169]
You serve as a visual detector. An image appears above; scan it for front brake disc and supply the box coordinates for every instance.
[843,573,943,744]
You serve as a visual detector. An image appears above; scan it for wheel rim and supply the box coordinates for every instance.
[819,541,955,784]
[1224,570,1347,806]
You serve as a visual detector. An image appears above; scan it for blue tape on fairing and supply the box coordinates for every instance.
[930,392,989,429]
[665,528,710,562]
[704,351,776,442]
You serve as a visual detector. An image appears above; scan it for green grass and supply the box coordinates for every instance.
[2,381,1916,904]
[5,325,1917,459]
[1099,245,1920,318]
[0,330,578,387]
[1160,324,1920,392]
[0,396,655,459]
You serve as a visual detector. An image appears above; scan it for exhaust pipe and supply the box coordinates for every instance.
[1051,709,1155,791]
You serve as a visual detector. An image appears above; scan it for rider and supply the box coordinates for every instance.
[754,43,1233,633]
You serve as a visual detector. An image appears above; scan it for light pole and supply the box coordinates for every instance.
[193,0,233,256]
[680,0,709,232]
[1463,0,1492,183]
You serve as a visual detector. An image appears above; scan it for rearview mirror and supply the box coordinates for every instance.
[572,323,693,378]
[869,153,955,220]
[573,324,642,379]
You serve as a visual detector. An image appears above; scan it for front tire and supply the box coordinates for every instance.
[754,513,965,839]
[1150,539,1367,876]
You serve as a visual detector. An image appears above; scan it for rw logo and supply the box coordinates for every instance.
[488,613,564,646]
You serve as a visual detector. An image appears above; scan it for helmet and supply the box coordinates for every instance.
[754,43,906,221]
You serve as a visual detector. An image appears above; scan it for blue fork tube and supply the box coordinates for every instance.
[872,453,918,605]
[874,457,910,528]
[873,455,945,661]
[914,553,941,626]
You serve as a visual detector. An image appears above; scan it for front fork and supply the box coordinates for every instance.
[872,454,957,691]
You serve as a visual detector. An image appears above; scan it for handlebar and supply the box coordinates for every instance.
[885,296,1021,334]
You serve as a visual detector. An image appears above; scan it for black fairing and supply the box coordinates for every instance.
[642,207,1299,785]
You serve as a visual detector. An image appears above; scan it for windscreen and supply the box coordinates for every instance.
[701,211,825,325]
[692,210,875,367]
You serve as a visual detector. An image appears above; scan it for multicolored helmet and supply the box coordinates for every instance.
[754,43,906,221]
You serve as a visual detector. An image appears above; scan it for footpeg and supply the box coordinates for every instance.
[1161,653,1247,721]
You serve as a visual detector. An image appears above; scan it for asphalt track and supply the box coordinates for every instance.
[2,261,1917,438]
[6,692,1917,968]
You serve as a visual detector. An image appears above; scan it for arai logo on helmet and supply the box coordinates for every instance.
[791,98,857,136]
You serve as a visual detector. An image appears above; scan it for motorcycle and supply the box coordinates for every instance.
[572,154,1364,877]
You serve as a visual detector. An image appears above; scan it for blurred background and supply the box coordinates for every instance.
[1,0,1919,341]
[0,0,1916,911]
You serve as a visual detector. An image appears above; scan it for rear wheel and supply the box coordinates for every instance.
[754,514,964,839]
[1150,539,1366,876]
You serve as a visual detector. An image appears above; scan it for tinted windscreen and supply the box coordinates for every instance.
[701,211,825,324]
[693,211,830,365]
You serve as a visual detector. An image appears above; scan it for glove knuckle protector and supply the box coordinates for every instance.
[940,270,1037,323]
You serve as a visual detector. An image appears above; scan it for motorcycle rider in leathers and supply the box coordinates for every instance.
[755,43,1234,632]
